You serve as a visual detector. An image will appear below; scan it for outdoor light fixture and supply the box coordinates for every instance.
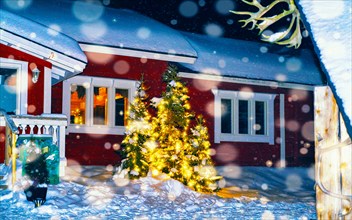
[31,67,40,83]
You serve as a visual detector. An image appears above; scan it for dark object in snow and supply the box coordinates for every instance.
[22,139,50,208]
[24,185,47,208]
[24,154,49,185]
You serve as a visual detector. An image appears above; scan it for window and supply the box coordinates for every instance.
[220,99,232,133]
[0,68,17,113]
[238,100,249,134]
[93,86,108,125]
[255,101,266,135]
[0,58,28,115]
[115,89,128,126]
[213,89,276,144]
[63,76,136,135]
[70,85,86,124]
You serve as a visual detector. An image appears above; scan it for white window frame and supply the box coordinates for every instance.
[0,58,28,114]
[213,89,276,144]
[63,75,137,135]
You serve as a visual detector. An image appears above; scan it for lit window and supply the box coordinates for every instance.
[70,85,86,124]
[214,89,276,144]
[63,76,136,135]
[93,86,108,125]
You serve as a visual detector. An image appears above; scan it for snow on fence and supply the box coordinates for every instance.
[0,113,67,188]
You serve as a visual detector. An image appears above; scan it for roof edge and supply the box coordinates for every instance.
[179,71,316,91]
[79,43,197,64]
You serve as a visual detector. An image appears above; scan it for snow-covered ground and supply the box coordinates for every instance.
[0,164,316,220]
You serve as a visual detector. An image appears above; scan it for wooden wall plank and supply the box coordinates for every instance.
[339,114,352,219]
[314,86,352,219]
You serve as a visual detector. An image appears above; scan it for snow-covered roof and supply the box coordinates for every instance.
[0,9,87,83]
[179,33,325,86]
[297,0,352,137]
[0,0,196,62]
[0,9,87,64]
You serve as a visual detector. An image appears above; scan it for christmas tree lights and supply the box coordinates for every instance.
[119,66,221,193]
[149,65,194,178]
[119,75,151,179]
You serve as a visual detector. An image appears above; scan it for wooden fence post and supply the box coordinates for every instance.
[314,86,352,219]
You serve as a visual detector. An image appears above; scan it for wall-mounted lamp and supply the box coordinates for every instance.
[31,67,40,83]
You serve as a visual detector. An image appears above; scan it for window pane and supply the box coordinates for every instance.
[115,89,128,126]
[221,99,232,133]
[0,68,17,114]
[255,101,266,135]
[70,85,86,124]
[238,100,249,134]
[93,87,108,125]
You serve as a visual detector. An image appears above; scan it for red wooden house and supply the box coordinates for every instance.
[0,0,325,173]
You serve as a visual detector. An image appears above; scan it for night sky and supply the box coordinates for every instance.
[103,0,314,49]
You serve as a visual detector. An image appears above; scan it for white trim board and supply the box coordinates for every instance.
[179,72,316,91]
[67,125,125,135]
[279,94,286,168]
[79,43,197,64]
[43,67,52,113]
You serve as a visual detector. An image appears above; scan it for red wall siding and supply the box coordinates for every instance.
[52,82,63,114]
[66,133,124,165]
[284,89,315,166]
[0,44,51,163]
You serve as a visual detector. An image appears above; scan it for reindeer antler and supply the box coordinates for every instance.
[231,0,303,49]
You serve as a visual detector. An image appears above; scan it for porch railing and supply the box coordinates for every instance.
[0,112,67,187]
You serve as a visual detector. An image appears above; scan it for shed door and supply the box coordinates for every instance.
[0,68,17,114]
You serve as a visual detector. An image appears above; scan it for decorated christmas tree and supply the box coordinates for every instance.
[149,65,221,192]
[119,75,152,179]
[149,65,194,178]
[117,66,221,192]
[186,115,219,192]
